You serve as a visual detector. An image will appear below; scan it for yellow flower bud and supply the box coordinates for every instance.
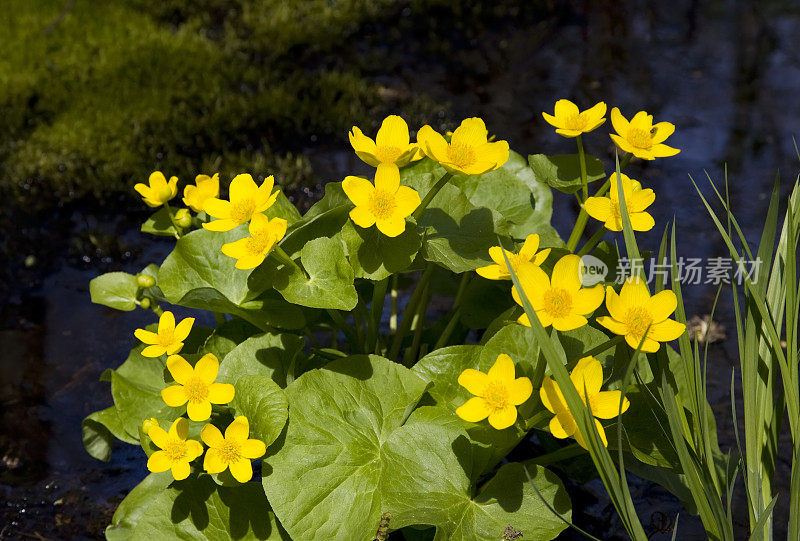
[175,208,192,229]
[141,417,159,435]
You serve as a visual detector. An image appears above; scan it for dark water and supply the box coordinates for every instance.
[2,1,800,539]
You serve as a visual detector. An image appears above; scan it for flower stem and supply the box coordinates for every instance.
[576,226,608,257]
[367,278,389,354]
[412,172,453,220]
[326,309,359,353]
[162,202,182,239]
[576,135,589,202]
[389,274,399,334]
[271,245,307,278]
[402,282,431,367]
[389,263,435,361]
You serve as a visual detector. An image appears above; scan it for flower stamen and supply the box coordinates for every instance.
[368,190,397,220]
[447,143,476,168]
[543,288,573,319]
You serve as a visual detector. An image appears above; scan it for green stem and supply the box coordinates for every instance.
[576,227,608,257]
[162,202,183,239]
[271,245,307,278]
[402,282,431,367]
[326,309,359,353]
[620,152,632,169]
[412,172,453,220]
[389,263,436,361]
[580,335,624,360]
[353,301,368,353]
[433,307,461,350]
[576,135,589,202]
[367,278,389,353]
[389,274,399,334]
[566,210,589,252]
[529,443,584,466]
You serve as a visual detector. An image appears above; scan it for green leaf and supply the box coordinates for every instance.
[89,272,140,311]
[273,236,357,310]
[529,153,605,194]
[230,375,288,447]
[261,355,429,540]
[265,191,302,225]
[200,317,261,360]
[339,220,421,280]
[105,472,174,540]
[217,332,305,388]
[82,406,137,461]
[459,277,515,329]
[141,207,178,237]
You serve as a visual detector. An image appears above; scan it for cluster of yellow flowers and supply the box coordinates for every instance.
[134,312,266,482]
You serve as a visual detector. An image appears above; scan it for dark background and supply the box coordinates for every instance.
[2,0,799,538]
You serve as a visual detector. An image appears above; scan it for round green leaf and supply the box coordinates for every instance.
[230,375,288,448]
[217,332,304,388]
[90,271,139,311]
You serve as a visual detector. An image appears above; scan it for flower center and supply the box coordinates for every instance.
[218,440,242,464]
[184,377,209,403]
[245,229,274,256]
[375,145,402,163]
[483,381,509,410]
[564,113,588,131]
[542,288,572,318]
[447,143,476,168]
[369,190,397,220]
[625,306,654,339]
[231,198,256,223]
[626,128,654,149]
[158,330,175,347]
[164,440,187,462]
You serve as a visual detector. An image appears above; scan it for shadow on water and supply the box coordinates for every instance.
[3,1,800,539]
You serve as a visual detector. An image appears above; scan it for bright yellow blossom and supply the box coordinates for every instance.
[201,416,266,483]
[455,353,533,430]
[583,173,655,232]
[349,115,421,168]
[609,107,680,160]
[540,356,630,449]
[183,173,220,212]
[512,255,604,331]
[597,276,686,352]
[145,417,204,480]
[417,118,509,175]
[134,171,178,207]
[161,353,235,421]
[134,311,195,357]
[221,213,287,270]
[476,234,551,281]
[202,174,278,232]
[342,163,421,237]
[542,99,607,138]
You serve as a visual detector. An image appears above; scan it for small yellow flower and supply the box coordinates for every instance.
[349,115,421,168]
[183,173,220,212]
[609,107,680,160]
[134,171,178,207]
[596,276,686,352]
[145,417,204,480]
[161,353,235,421]
[542,99,607,138]
[417,117,509,175]
[476,234,551,281]
[220,213,287,270]
[201,416,266,483]
[583,173,655,232]
[540,356,630,449]
[512,255,604,331]
[202,174,279,232]
[134,311,195,358]
[342,163,421,237]
[455,353,533,430]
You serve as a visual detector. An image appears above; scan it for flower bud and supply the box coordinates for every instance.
[137,274,156,288]
[141,417,158,435]
[175,208,192,229]
[139,297,151,309]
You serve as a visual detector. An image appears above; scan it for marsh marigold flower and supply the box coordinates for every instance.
[203,174,278,232]
[455,353,532,430]
[609,107,679,160]
[596,276,686,352]
[542,99,607,138]
[201,416,266,483]
[145,417,204,480]
[342,163,421,237]
[541,356,629,449]
[161,353,235,421]
[417,118,509,175]
[512,255,604,331]
[476,234,551,281]
[134,310,195,358]
[584,173,655,232]
[349,115,421,168]
[221,213,287,270]
[183,173,220,212]
[134,171,178,207]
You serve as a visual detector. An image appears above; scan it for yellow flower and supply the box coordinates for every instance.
[220,213,287,270]
[542,99,607,137]
[342,163,421,237]
[161,353,235,421]
[183,173,220,212]
[134,311,195,357]
[134,171,178,207]
[455,353,533,430]
[476,234,551,280]
[540,356,630,449]
[349,115,421,168]
[596,276,686,352]
[145,417,204,480]
[512,255,604,331]
[583,172,655,232]
[202,174,279,232]
[609,107,680,160]
[201,416,266,483]
[417,117,509,175]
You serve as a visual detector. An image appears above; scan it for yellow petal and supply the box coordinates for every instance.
[204,448,227,473]
[187,400,212,422]
[393,186,421,217]
[475,140,509,169]
[457,368,489,396]
[376,115,410,149]
[583,196,613,223]
[488,405,518,430]
[551,255,582,292]
[625,333,660,352]
[165,342,184,355]
[551,314,587,331]
[549,412,576,439]
[417,125,449,163]
[629,189,655,213]
[619,276,651,308]
[610,133,636,155]
[648,318,686,342]
[225,416,250,442]
[169,417,189,440]
[629,212,655,232]
[553,99,579,118]
[455,397,491,423]
[518,234,540,261]
[229,458,253,483]
[610,107,629,136]
[229,174,257,203]
[541,111,560,128]
[148,426,169,449]
[475,264,506,280]
[201,423,225,448]
[349,126,380,166]
[171,460,191,481]
[604,287,626,320]
[487,353,515,382]
[147,450,171,473]
[203,198,232,219]
[650,122,675,144]
[375,216,406,238]
[342,175,374,207]
[648,290,678,321]
[629,111,652,131]
[570,357,603,399]
[596,315,628,336]
[533,248,551,266]
[241,439,267,459]
[234,253,268,270]
[451,117,488,148]
[590,390,630,419]
[488,246,512,266]
[159,311,176,334]
[208,382,235,404]
[571,285,605,315]
[651,143,680,158]
[141,345,167,358]
[186,439,204,461]
[134,328,159,345]
[165,355,192,384]
[540,376,566,415]
[349,206,377,229]
[374,163,400,193]
[584,102,607,125]
[573,418,608,449]
[203,218,238,232]
[221,237,250,260]
[508,377,533,406]
[161,385,189,407]
[194,353,220,385]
